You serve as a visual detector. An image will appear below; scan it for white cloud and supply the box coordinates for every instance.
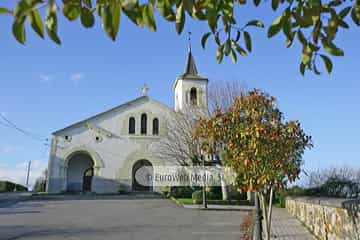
[39,74,53,83]
[70,73,84,83]
[0,160,48,190]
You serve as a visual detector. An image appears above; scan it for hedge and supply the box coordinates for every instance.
[0,181,28,192]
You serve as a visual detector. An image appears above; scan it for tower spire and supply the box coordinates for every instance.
[183,31,199,77]
[188,31,192,53]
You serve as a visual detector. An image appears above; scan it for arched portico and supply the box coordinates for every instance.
[63,147,104,192]
[66,152,94,192]
[63,147,105,170]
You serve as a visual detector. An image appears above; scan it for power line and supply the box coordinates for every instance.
[0,118,12,128]
[0,113,49,143]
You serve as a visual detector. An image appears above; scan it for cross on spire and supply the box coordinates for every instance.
[180,32,206,79]
[141,84,149,96]
[188,31,192,52]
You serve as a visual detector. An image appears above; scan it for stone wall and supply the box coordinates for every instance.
[286,196,360,240]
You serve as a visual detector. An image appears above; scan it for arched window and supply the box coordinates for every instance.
[152,118,159,135]
[190,87,197,106]
[129,117,135,134]
[141,113,147,135]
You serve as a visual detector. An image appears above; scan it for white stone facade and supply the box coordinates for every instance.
[47,51,209,194]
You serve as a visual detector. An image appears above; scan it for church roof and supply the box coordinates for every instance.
[52,96,173,135]
[180,50,207,80]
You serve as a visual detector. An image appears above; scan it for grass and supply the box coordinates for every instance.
[172,197,251,206]
[176,198,194,205]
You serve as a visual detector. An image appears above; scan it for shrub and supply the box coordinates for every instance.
[170,186,198,198]
[306,176,359,198]
[33,178,46,192]
[305,167,360,198]
[206,186,222,200]
[16,184,28,191]
[0,181,27,192]
[118,183,128,194]
[161,186,171,198]
[273,186,307,208]
[192,190,203,204]
[227,186,248,200]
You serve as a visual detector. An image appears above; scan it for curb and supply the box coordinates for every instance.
[0,193,32,208]
[170,196,184,207]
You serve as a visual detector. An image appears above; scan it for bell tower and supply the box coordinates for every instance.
[173,48,208,113]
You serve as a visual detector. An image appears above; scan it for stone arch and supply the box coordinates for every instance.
[132,159,153,191]
[63,146,105,170]
[65,152,94,192]
[116,148,166,192]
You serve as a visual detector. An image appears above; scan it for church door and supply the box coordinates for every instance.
[132,160,153,191]
[83,168,94,192]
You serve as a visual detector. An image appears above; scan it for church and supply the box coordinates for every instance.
[46,50,209,194]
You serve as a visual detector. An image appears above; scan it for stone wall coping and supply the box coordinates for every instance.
[286,196,360,209]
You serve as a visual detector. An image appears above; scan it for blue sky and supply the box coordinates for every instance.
[0,4,359,187]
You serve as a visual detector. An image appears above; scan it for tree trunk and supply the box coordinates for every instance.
[220,178,228,200]
[267,187,274,233]
[259,193,270,240]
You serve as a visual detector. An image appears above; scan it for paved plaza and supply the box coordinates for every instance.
[0,196,247,240]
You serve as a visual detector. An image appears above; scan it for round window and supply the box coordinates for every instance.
[64,135,72,142]
[95,136,102,142]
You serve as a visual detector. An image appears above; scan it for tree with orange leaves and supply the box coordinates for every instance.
[194,89,312,240]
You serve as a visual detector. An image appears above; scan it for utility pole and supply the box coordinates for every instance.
[26,161,31,190]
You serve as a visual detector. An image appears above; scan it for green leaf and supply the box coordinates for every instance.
[339,6,351,19]
[12,17,26,44]
[244,31,252,52]
[14,0,30,18]
[224,39,231,56]
[297,30,307,45]
[312,20,322,43]
[235,30,241,42]
[253,0,261,6]
[63,4,80,21]
[230,48,237,63]
[351,8,360,26]
[80,7,95,28]
[157,0,175,21]
[272,0,279,10]
[122,0,138,10]
[206,1,218,33]
[286,32,296,48]
[175,2,185,34]
[82,0,92,8]
[232,41,248,56]
[29,9,44,38]
[267,15,283,38]
[320,54,333,74]
[0,7,12,15]
[143,4,156,31]
[282,19,292,40]
[299,62,306,76]
[216,45,224,63]
[45,6,61,44]
[201,32,211,49]
[245,20,264,28]
[102,2,121,41]
[322,40,344,56]
[214,33,221,45]
[337,19,349,28]
[313,62,321,75]
[301,45,312,65]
